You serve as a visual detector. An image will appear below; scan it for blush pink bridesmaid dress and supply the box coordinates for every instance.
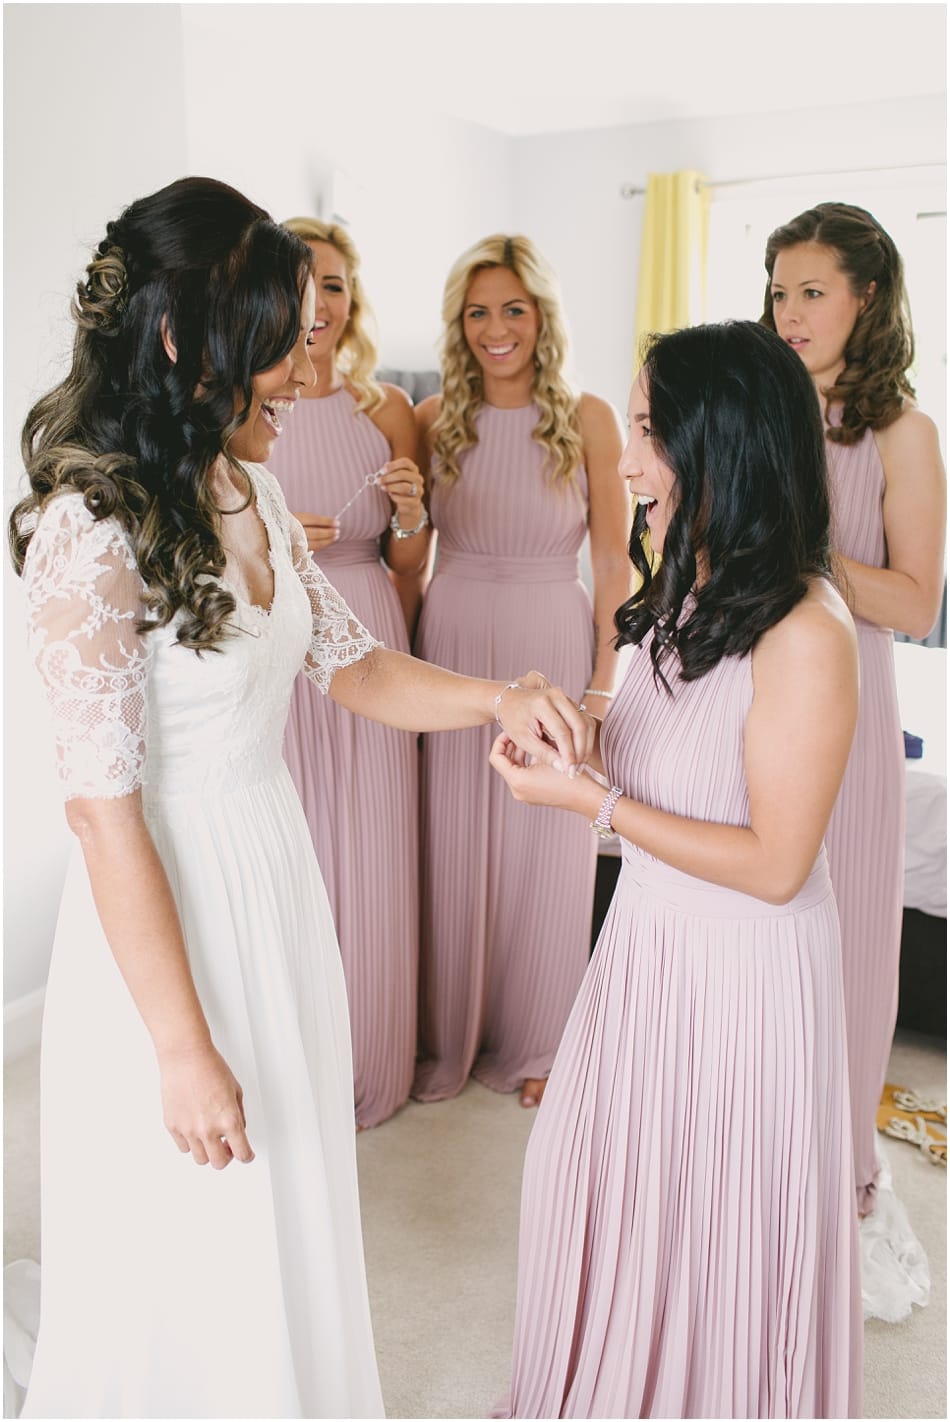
[493,625,861,1419]
[824,423,906,1214]
[268,387,419,1129]
[413,403,597,1101]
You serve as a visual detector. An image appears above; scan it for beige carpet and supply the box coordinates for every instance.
[5,1028,946,1419]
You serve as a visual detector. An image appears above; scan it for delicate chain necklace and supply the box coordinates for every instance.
[333,467,387,521]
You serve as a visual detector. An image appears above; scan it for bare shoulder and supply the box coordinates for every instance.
[378,381,413,411]
[577,391,623,442]
[369,383,415,444]
[874,405,943,461]
[753,580,857,679]
[414,393,442,433]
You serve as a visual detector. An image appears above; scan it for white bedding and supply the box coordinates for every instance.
[895,642,947,919]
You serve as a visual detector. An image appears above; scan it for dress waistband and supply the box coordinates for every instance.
[437,549,580,583]
[617,844,834,918]
[315,539,382,569]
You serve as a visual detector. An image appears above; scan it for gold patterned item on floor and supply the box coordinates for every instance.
[877,1083,947,1166]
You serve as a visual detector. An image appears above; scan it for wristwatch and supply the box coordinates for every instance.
[590,785,623,839]
[390,507,430,540]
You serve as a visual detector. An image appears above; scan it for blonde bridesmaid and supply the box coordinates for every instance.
[268,219,430,1129]
[413,235,631,1108]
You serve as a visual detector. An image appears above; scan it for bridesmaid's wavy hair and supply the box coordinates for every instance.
[282,217,384,417]
[615,321,832,689]
[760,202,915,445]
[432,234,584,487]
[10,176,314,651]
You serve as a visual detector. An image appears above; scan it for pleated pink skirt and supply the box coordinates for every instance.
[824,621,905,1213]
[495,850,862,1419]
[284,542,418,1130]
[415,551,596,1101]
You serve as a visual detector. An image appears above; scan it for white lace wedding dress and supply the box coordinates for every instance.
[13,464,385,1418]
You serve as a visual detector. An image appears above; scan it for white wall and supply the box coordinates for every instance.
[3,4,190,1008]
[4,4,945,1022]
[511,93,947,420]
[178,5,511,371]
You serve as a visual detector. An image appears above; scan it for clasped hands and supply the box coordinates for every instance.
[492,671,601,813]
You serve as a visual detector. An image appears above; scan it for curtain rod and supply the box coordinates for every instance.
[619,161,947,199]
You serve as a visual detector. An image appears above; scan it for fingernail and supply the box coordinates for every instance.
[552,758,566,774]
[568,765,579,779]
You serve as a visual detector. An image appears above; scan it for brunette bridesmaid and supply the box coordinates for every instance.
[268,218,430,1129]
[491,321,862,1418]
[763,202,946,1213]
[413,234,631,1108]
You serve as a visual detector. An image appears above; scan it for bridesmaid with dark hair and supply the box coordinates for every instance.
[491,321,861,1419]
[762,201,946,1216]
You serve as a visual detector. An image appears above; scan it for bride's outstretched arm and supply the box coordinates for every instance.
[331,649,594,770]
[289,508,594,769]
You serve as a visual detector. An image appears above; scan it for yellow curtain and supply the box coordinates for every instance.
[634,170,709,361]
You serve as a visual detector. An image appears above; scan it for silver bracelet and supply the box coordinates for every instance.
[390,506,429,540]
[582,688,613,700]
[590,785,623,840]
[494,681,522,725]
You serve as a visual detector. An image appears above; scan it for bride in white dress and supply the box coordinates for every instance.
[9,177,593,1420]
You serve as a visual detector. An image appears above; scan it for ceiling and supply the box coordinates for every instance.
[275,1,946,136]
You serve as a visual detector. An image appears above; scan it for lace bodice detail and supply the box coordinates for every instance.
[23,467,380,801]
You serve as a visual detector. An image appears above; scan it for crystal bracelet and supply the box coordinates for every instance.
[582,688,613,700]
[493,681,523,724]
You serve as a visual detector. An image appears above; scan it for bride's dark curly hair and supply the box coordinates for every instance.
[615,321,832,689]
[9,176,314,650]
[760,202,915,445]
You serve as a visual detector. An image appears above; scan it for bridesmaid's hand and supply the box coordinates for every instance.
[495,671,597,772]
[294,511,339,554]
[159,1041,255,1169]
[378,459,426,532]
[489,733,603,814]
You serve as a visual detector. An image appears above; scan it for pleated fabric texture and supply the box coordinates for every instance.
[494,640,861,1419]
[825,427,905,1214]
[414,404,597,1101]
[268,387,419,1129]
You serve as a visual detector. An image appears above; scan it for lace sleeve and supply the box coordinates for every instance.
[288,514,381,694]
[22,494,152,800]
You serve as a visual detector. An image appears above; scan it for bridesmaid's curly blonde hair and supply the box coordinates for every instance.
[283,217,384,417]
[432,235,583,487]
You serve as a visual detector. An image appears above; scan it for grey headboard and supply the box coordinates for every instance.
[375,368,441,405]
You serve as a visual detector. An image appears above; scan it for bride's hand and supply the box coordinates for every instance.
[159,1041,255,1169]
[495,671,596,772]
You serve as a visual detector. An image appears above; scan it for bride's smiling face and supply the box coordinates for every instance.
[227,278,318,463]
